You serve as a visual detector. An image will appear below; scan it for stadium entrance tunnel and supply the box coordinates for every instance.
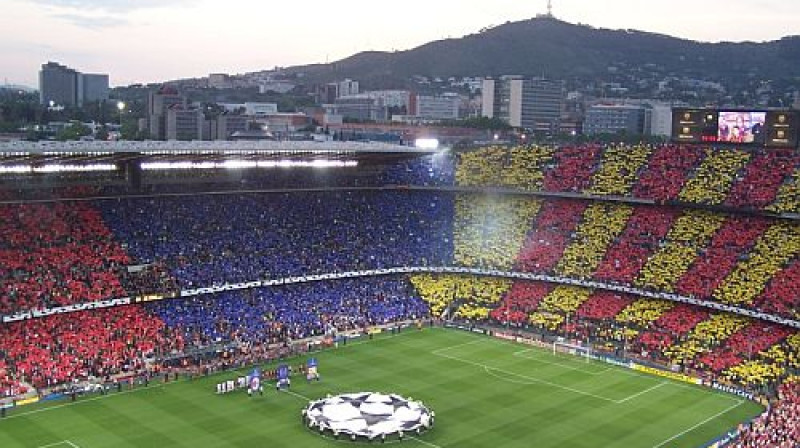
[302,392,434,443]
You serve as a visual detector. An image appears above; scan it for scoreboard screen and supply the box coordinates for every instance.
[672,108,799,149]
[765,111,798,148]
[672,109,717,144]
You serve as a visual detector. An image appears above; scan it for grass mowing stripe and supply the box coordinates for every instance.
[617,381,669,403]
[0,329,761,448]
[652,400,745,448]
[433,347,620,403]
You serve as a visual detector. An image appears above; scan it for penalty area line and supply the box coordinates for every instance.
[434,350,618,403]
[651,400,745,448]
[616,381,669,404]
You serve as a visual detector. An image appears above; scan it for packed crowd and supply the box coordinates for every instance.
[149,278,428,347]
[407,273,799,393]
[448,189,800,320]
[98,191,454,288]
[0,306,171,389]
[731,380,800,448]
[453,194,541,270]
[0,202,130,313]
[454,143,800,214]
[0,277,429,391]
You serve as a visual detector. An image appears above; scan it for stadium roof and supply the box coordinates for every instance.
[0,140,435,156]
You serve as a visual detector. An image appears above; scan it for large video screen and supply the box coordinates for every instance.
[717,111,766,144]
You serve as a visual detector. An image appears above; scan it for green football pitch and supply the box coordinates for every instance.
[0,328,763,448]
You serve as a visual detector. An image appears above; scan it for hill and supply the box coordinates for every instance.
[285,18,800,90]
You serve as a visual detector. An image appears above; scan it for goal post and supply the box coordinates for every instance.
[552,341,592,362]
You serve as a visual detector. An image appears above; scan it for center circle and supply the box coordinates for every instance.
[302,392,435,442]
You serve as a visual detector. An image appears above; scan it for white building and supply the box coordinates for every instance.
[338,79,360,97]
[342,90,411,109]
[414,94,460,120]
[259,81,295,94]
[244,103,279,116]
[218,103,279,116]
[482,76,565,132]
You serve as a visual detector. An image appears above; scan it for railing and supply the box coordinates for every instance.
[4,266,799,329]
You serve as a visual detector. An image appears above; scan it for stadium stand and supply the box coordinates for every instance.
[490,281,553,324]
[555,202,633,279]
[2,142,800,448]
[585,144,652,196]
[0,306,170,388]
[675,216,769,298]
[632,145,705,201]
[409,274,510,320]
[594,206,679,283]
[98,191,454,287]
[150,278,428,346]
[678,148,751,205]
[515,199,587,273]
[730,380,800,447]
[0,202,129,313]
[725,149,799,209]
[453,194,541,270]
[543,144,602,192]
[529,285,593,330]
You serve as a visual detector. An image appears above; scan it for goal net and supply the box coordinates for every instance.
[552,341,592,362]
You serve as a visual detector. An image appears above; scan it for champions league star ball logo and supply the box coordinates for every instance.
[302,393,435,442]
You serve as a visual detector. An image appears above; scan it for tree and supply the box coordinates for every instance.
[95,125,109,141]
[55,123,92,141]
[120,118,146,141]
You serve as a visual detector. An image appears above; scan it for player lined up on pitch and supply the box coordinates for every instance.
[215,357,321,396]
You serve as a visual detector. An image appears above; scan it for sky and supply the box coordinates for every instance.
[1,0,798,88]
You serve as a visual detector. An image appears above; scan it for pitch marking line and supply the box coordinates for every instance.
[616,381,669,404]
[651,400,745,448]
[434,336,743,406]
[408,435,443,448]
[434,340,679,405]
[430,338,485,356]
[434,350,619,403]
[512,348,613,375]
[36,441,80,448]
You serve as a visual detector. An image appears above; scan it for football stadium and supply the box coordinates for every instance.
[0,136,798,448]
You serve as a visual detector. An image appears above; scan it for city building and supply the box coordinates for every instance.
[39,62,109,107]
[316,79,361,103]
[583,104,653,136]
[218,103,278,116]
[79,74,109,104]
[166,106,203,141]
[39,62,78,107]
[144,85,186,140]
[324,97,388,122]
[412,94,460,121]
[338,79,360,97]
[244,103,278,116]
[647,103,673,137]
[482,76,565,132]
[217,115,250,140]
[208,73,232,89]
[258,113,312,134]
[259,81,295,94]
